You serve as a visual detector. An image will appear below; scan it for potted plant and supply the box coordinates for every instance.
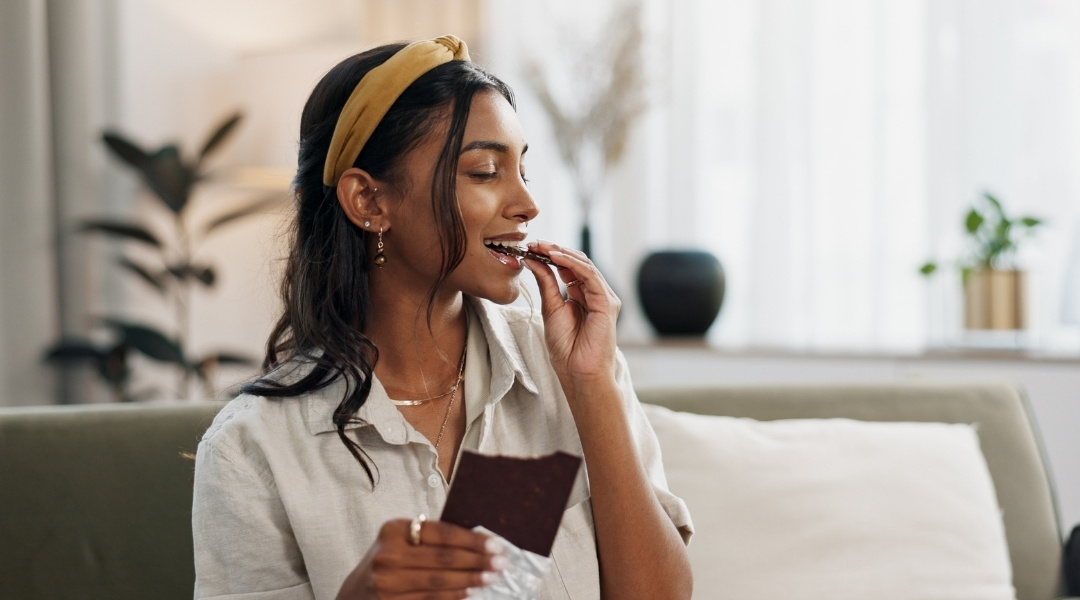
[920,192,1043,330]
[44,112,274,401]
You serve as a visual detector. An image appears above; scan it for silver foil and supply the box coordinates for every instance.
[470,526,553,599]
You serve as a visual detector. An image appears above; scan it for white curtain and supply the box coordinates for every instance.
[0,0,115,405]
[0,0,58,405]
[490,0,1080,352]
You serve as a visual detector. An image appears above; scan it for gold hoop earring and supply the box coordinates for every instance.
[373,227,386,266]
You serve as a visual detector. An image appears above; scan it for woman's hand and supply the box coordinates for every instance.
[336,518,505,599]
[523,240,621,391]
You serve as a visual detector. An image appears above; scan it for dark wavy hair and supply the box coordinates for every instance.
[242,44,514,483]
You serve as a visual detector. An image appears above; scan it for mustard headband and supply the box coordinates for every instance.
[322,35,471,186]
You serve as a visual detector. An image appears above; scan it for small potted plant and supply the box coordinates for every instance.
[920,192,1043,330]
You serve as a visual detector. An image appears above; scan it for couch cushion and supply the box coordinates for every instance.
[0,401,225,600]
[644,404,1016,600]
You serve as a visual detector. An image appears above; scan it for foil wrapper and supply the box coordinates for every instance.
[470,526,552,599]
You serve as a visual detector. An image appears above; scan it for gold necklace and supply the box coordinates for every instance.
[389,346,467,407]
[435,342,466,452]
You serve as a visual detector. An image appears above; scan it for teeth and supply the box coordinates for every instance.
[484,239,521,249]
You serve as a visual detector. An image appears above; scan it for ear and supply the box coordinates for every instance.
[337,168,389,231]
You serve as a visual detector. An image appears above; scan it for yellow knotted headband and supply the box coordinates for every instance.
[322,35,471,187]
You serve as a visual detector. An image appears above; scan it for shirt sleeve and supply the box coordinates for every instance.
[192,437,316,600]
[615,349,695,545]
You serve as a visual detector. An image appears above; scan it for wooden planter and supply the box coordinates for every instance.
[964,269,1028,330]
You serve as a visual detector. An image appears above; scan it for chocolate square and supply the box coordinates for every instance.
[440,451,582,557]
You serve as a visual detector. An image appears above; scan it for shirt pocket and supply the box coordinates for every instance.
[546,496,600,600]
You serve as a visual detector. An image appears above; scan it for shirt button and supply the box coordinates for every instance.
[427,474,441,488]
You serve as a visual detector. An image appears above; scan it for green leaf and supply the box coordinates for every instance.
[103,133,193,213]
[102,132,152,172]
[964,209,984,234]
[197,112,243,165]
[192,352,255,383]
[919,262,937,276]
[193,265,216,287]
[202,196,280,235]
[116,257,166,293]
[100,342,131,387]
[163,264,216,287]
[44,338,132,394]
[145,145,195,214]
[1021,217,1042,228]
[983,192,1004,216]
[961,266,973,287]
[43,339,105,363]
[101,319,186,366]
[80,220,162,248]
[203,352,254,365]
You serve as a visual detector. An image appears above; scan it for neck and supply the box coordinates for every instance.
[365,282,468,398]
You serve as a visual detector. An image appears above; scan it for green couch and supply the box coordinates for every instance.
[0,383,1073,599]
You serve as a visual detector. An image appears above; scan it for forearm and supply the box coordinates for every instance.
[563,378,693,600]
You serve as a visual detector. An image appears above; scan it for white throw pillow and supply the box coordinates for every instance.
[643,404,1016,600]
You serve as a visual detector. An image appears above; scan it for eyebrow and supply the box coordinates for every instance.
[460,140,529,155]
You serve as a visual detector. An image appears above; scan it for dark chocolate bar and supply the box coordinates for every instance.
[441,451,582,557]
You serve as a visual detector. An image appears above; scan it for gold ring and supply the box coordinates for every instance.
[408,514,426,546]
[565,279,584,287]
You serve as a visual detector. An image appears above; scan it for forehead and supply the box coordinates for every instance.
[461,90,526,149]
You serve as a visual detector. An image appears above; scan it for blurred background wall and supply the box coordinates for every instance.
[2,0,1080,404]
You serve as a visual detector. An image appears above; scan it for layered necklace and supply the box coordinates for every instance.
[389,337,467,452]
[388,342,467,407]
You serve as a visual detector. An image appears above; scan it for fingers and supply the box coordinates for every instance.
[413,519,499,553]
[372,566,496,594]
[523,256,565,314]
[526,241,617,314]
[365,519,505,598]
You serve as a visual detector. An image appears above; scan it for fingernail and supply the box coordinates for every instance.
[485,538,504,554]
[537,239,552,245]
[491,555,510,570]
[481,571,499,584]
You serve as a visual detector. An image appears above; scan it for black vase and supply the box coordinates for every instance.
[637,250,725,337]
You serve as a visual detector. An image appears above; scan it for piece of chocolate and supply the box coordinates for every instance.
[522,250,555,265]
[489,244,555,265]
[441,451,582,557]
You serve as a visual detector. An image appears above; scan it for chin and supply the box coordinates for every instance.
[468,279,522,306]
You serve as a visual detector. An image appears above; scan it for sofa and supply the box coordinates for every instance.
[0,383,1074,599]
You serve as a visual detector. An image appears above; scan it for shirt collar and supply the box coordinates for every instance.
[303,374,408,442]
[467,297,540,399]
[301,297,540,437]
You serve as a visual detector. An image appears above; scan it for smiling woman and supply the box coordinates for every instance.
[190,36,693,600]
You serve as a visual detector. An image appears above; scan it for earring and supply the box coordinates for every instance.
[364,221,371,228]
[373,227,387,266]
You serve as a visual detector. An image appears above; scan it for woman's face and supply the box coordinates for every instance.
[382,89,538,304]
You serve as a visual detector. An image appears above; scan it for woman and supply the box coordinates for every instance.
[192,36,693,600]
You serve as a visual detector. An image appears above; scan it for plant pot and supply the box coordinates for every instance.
[964,269,1027,330]
[637,250,725,337]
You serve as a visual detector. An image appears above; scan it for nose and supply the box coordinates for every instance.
[507,178,539,223]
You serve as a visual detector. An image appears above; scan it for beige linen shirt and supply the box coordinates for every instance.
[192,298,693,600]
